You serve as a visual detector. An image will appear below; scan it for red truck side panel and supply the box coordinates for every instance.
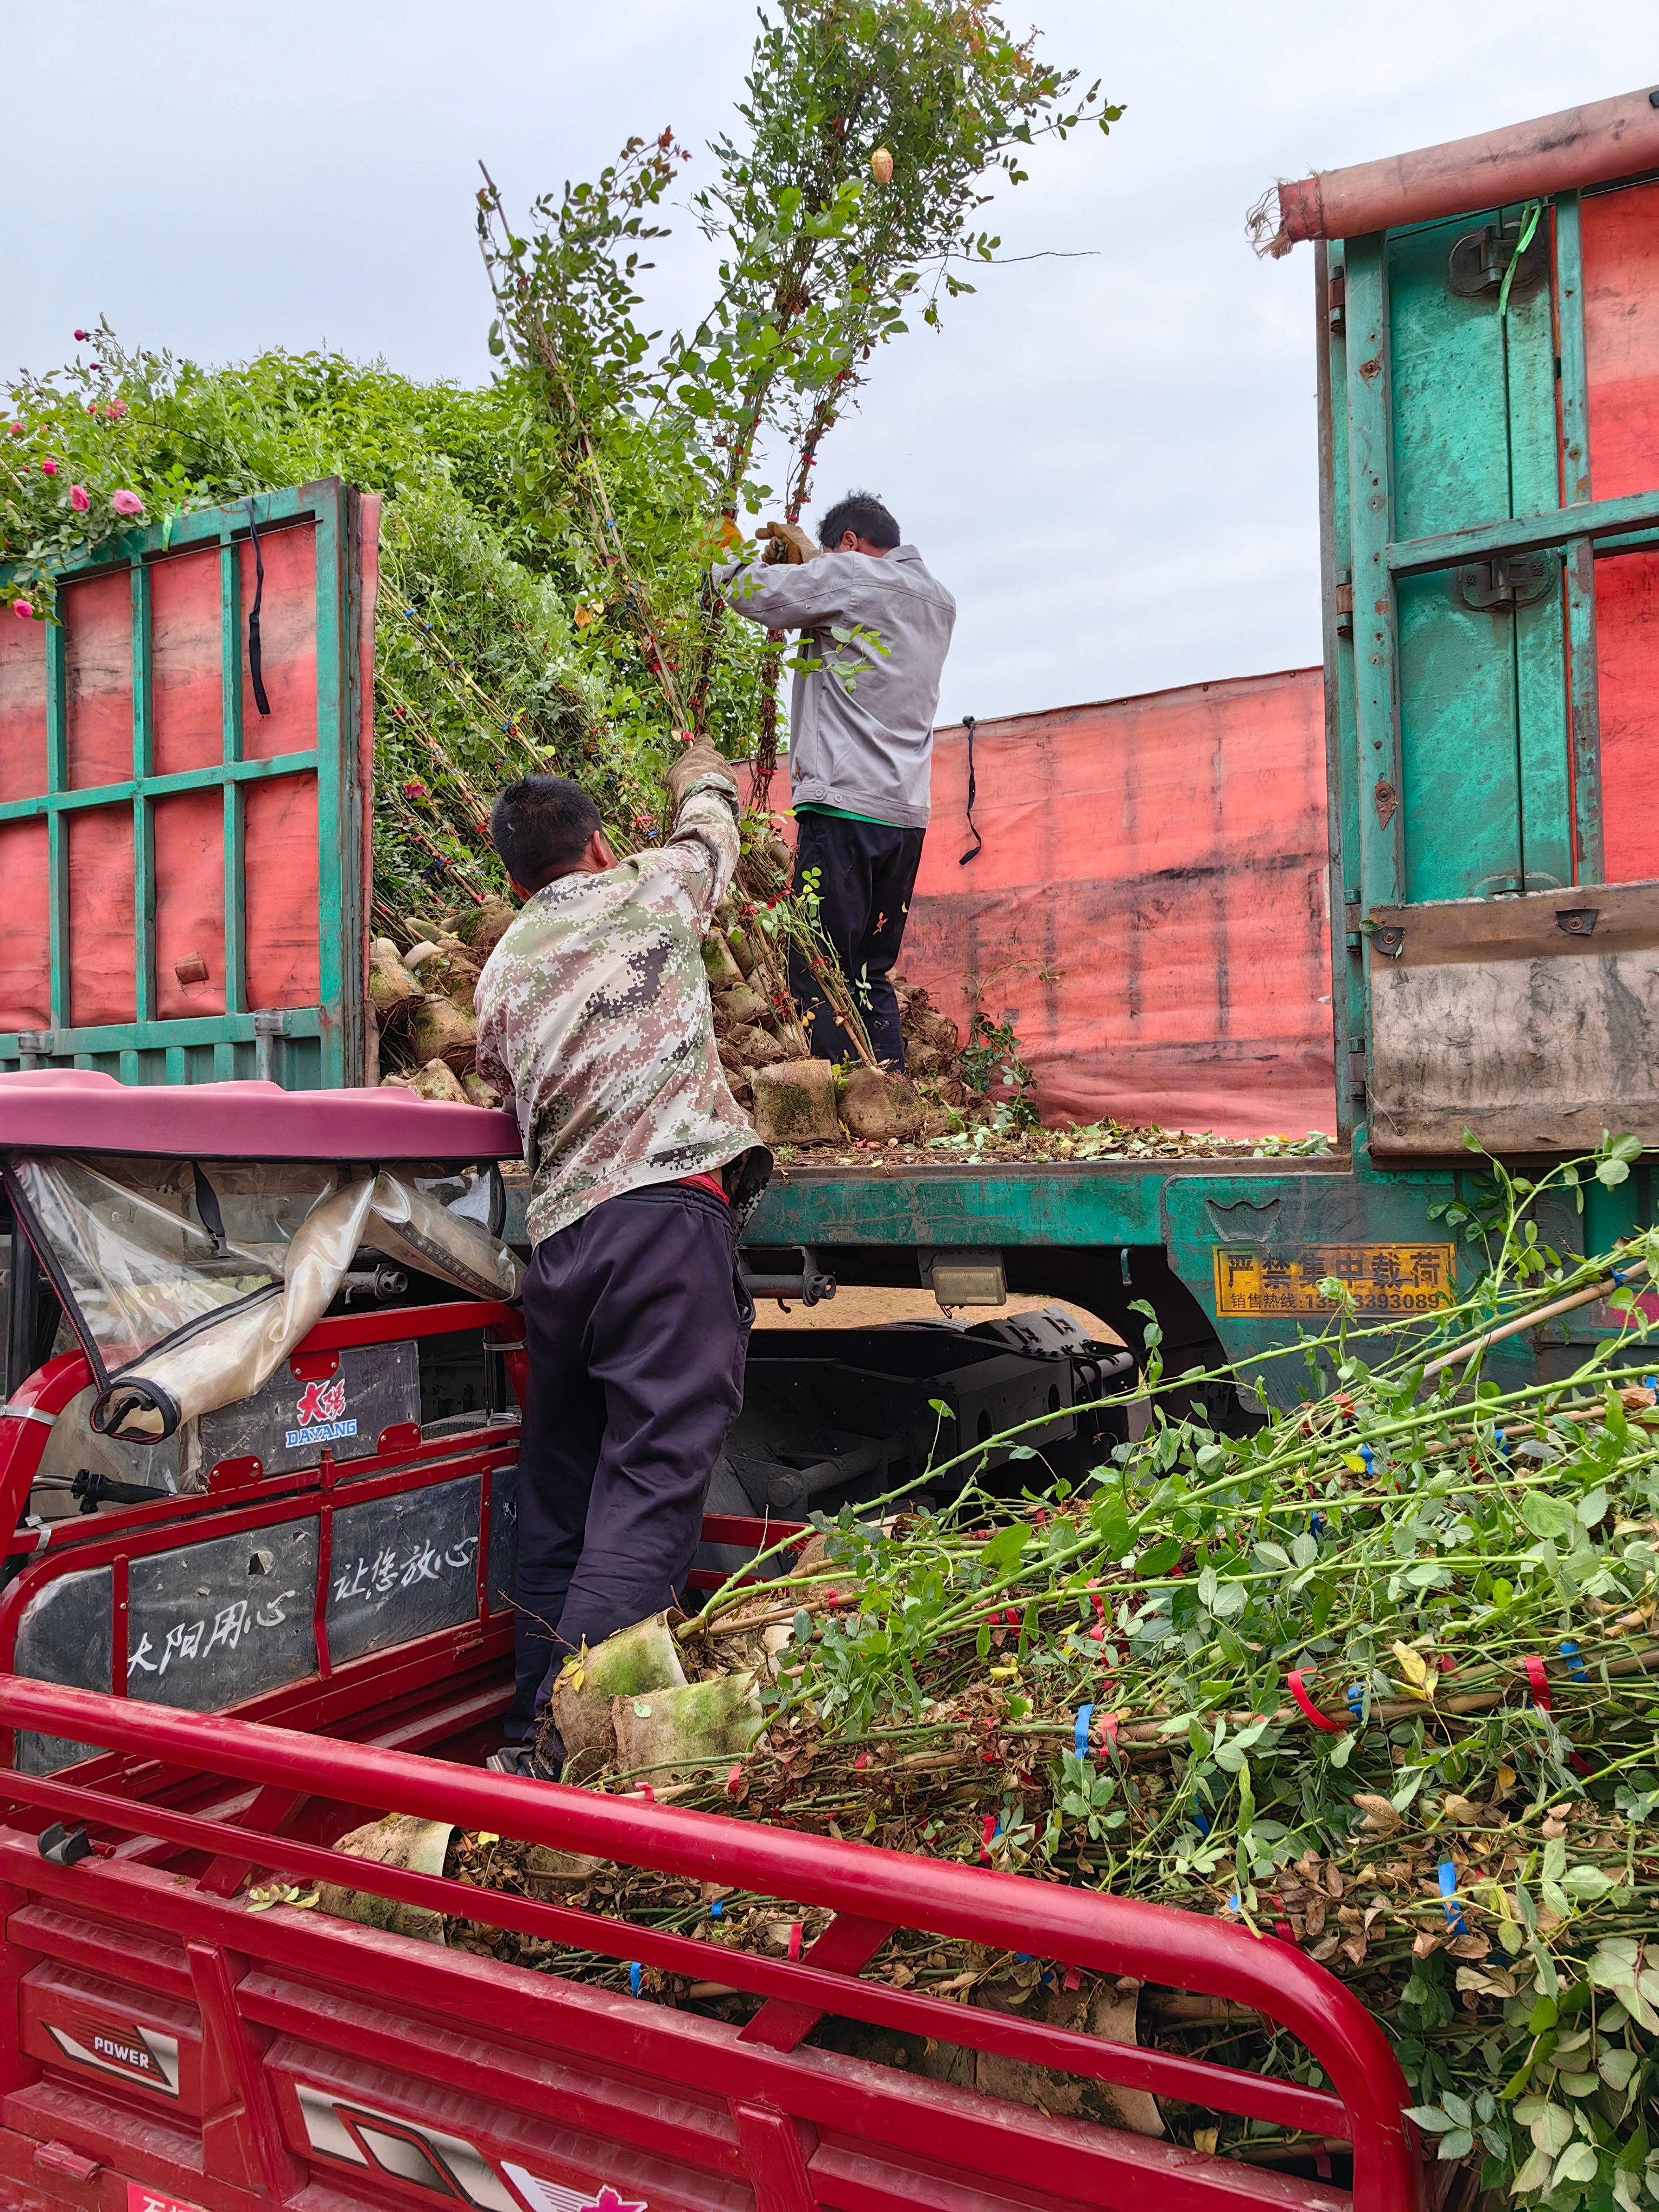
[1584,179,1659,887]
[756,668,1333,1141]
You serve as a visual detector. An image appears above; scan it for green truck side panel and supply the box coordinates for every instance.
[1324,197,1636,1113]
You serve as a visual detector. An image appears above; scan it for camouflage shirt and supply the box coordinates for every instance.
[473,772,761,1245]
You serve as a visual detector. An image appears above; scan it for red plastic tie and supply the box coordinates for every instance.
[980,1815,1000,1864]
[725,1763,744,1798]
[1062,1967,1082,1992]
[1286,1669,1347,1733]
[635,1783,656,1802]
[1314,2150,1333,2181]
[1524,1655,1551,1712]
[786,1923,803,1961]
[1101,1712,1120,1755]
[1274,1918,1296,1944]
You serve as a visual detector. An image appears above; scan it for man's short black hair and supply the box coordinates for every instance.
[490,774,603,889]
[817,489,900,552]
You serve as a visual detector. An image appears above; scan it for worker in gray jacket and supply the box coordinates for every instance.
[716,490,955,1069]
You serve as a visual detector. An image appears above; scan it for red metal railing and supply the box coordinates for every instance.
[0,1678,1423,2212]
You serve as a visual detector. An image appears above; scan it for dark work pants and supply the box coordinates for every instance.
[788,811,925,1068]
[505,1181,752,1742]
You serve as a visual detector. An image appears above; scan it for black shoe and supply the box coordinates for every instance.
[486,1743,563,1782]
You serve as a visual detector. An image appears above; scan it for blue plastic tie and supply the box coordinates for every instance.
[1359,1445,1375,1476]
[1645,1375,1657,1391]
[1310,1512,1326,1539]
[1346,1682,1367,1725]
[1560,1640,1589,1683]
[1075,1704,1094,1758]
[710,1899,724,1918]
[1015,1952,1033,1963]
[1227,1891,1240,1912]
[1193,1810,1212,1837]
[1438,1862,1467,1934]
[629,1961,643,1995]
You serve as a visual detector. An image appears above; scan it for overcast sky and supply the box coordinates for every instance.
[5,3,1655,721]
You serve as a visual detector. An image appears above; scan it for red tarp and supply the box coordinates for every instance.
[758,665,1336,1141]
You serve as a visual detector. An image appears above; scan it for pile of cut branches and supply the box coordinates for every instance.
[430,1144,1659,2208]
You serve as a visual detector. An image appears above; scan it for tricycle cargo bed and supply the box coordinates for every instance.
[0,1677,1421,2212]
[0,1078,1425,2212]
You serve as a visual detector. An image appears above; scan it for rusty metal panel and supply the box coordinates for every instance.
[1366,880,1659,1152]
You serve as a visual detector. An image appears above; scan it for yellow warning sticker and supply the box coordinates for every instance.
[1214,1243,1455,1317]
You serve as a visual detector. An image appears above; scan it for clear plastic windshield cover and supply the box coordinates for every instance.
[6,1157,523,1443]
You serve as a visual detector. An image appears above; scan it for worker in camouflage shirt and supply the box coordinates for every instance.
[473,743,770,1778]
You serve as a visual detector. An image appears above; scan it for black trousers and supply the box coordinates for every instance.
[788,811,925,1067]
[505,1180,752,1740]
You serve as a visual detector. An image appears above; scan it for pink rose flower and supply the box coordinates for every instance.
[104,399,128,420]
[7,422,22,437]
[70,485,90,512]
[12,602,33,621]
[73,328,89,342]
[40,458,58,476]
[110,489,144,517]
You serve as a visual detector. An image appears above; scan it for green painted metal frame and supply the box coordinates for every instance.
[0,481,366,1089]
[742,1151,1479,1401]
[1319,191,1659,1138]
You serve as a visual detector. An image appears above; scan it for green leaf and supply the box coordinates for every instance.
[1436,2129,1473,2161]
[980,1523,1029,1574]
[1404,2106,1453,2133]
[1528,2103,1576,2154]
[1562,1865,1616,1898]
[1553,2142,1600,2187]
[1520,1491,1576,1542]
[929,1398,955,1421]
[1600,2049,1640,2091]
[1511,2145,1554,2194]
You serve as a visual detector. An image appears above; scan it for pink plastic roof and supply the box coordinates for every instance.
[0,1073,523,1162]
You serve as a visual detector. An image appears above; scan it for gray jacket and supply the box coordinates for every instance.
[716,545,955,828]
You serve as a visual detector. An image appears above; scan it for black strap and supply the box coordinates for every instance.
[244,500,272,718]
[959,713,982,865]
[191,1164,230,1255]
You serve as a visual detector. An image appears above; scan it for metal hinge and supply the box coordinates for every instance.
[1328,269,1346,332]
[1334,572,1354,639]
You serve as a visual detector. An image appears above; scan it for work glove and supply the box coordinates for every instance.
[757,520,819,565]
[666,736,737,811]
